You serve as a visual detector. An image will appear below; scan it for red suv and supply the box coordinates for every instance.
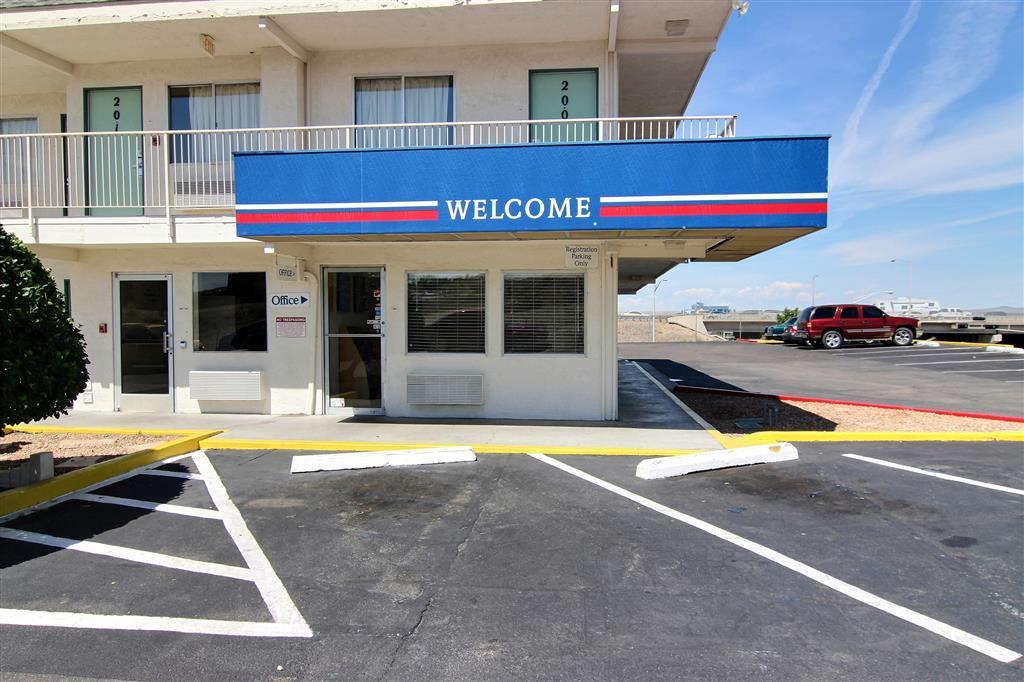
[793,304,918,349]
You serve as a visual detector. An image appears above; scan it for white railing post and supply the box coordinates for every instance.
[24,136,36,238]
[163,132,173,238]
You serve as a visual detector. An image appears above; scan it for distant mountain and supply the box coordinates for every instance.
[977,306,1024,315]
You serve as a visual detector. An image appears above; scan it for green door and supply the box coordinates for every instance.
[85,87,143,216]
[529,69,598,142]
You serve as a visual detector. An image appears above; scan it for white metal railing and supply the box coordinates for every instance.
[0,115,736,217]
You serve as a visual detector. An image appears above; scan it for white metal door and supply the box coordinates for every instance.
[113,274,174,412]
[323,268,384,415]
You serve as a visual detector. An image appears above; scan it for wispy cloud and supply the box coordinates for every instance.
[832,1,1022,206]
[837,0,922,166]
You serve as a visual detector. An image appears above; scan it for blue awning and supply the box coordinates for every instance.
[234,136,829,240]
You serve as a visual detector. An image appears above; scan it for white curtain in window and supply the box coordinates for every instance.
[215,83,260,129]
[403,76,453,123]
[0,118,38,135]
[184,85,215,131]
[404,76,453,146]
[355,78,402,125]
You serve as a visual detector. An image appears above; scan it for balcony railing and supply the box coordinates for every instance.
[0,115,736,218]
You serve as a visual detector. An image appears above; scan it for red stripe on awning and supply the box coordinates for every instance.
[599,201,828,218]
[237,209,439,223]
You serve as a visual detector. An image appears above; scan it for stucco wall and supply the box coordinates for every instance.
[309,41,608,125]
[37,239,616,420]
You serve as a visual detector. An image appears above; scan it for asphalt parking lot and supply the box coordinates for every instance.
[1,443,1021,680]
[807,343,1024,384]
[623,342,1024,417]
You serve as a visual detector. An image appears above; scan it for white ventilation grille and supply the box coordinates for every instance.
[189,371,263,401]
[407,374,483,405]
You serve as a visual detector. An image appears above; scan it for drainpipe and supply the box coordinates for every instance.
[302,268,319,414]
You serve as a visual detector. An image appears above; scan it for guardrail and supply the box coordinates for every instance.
[0,115,736,217]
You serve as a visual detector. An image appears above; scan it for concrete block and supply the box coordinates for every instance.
[291,447,476,474]
[30,452,54,482]
[636,443,798,480]
[985,345,1024,354]
[915,341,941,347]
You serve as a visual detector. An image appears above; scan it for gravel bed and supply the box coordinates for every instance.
[0,431,172,473]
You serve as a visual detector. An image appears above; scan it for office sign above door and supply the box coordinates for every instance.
[234,136,829,238]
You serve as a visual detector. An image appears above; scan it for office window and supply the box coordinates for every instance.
[407,272,485,353]
[504,273,584,354]
[192,272,267,351]
[169,83,260,161]
[355,75,453,147]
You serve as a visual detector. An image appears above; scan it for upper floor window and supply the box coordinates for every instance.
[355,76,453,147]
[0,119,38,205]
[169,83,260,162]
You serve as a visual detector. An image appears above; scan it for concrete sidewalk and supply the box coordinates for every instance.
[32,362,720,454]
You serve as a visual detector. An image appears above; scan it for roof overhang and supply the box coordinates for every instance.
[1,0,731,115]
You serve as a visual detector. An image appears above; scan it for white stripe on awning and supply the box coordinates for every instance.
[599,192,828,204]
[237,200,439,210]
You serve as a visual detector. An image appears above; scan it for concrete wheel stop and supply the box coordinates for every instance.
[636,443,798,480]
[290,447,477,474]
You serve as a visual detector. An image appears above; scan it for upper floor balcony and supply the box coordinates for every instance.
[0,115,737,220]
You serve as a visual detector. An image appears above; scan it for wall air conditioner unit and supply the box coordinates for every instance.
[407,374,483,406]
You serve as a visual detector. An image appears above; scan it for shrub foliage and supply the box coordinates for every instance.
[776,307,800,324]
[0,226,89,427]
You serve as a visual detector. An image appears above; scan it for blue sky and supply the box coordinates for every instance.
[619,0,1023,313]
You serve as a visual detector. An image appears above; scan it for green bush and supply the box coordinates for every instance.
[0,226,89,427]
[776,307,800,324]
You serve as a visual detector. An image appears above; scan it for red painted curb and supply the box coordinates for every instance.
[671,384,1024,424]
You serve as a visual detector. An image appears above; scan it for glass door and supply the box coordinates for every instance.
[324,268,384,414]
[114,274,173,412]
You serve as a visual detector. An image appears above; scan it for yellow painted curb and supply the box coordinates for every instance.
[934,340,1015,348]
[0,430,221,518]
[715,430,1024,447]
[11,424,207,436]
[199,437,701,457]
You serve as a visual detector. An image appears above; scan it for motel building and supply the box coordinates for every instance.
[0,0,828,421]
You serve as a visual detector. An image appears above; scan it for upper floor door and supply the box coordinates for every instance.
[85,86,143,216]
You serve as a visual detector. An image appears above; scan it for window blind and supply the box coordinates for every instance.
[504,273,584,354]
[407,272,485,353]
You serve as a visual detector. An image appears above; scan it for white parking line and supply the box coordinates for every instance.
[0,609,313,638]
[529,453,1022,664]
[846,351,983,360]
[838,349,976,358]
[939,368,1024,374]
[73,492,223,519]
[0,527,254,581]
[191,451,312,633]
[896,358,1024,366]
[842,454,1024,495]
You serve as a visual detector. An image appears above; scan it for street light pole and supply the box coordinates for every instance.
[811,274,819,305]
[651,279,664,342]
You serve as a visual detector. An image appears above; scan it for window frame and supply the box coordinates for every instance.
[191,269,269,353]
[405,270,487,356]
[501,270,587,357]
[167,81,262,131]
[353,73,457,125]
